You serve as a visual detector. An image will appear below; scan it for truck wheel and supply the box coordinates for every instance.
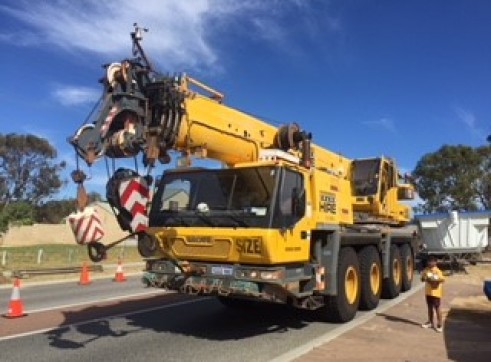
[358,246,382,310]
[137,233,157,258]
[400,244,414,292]
[382,244,402,299]
[323,247,361,323]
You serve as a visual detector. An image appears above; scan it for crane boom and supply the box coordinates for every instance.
[66,27,416,324]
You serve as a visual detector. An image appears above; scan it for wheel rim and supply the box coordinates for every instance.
[393,258,401,285]
[370,262,381,295]
[345,266,359,304]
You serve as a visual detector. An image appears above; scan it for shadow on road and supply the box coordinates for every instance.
[375,312,421,326]
[444,307,491,362]
[45,295,318,349]
[48,320,132,350]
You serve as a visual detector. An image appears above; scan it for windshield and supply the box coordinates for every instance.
[149,166,279,228]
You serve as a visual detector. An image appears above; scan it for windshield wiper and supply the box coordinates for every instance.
[164,215,191,227]
[194,212,217,227]
[225,211,249,227]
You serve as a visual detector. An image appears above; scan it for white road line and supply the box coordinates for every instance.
[25,290,171,314]
[270,283,425,362]
[0,297,210,342]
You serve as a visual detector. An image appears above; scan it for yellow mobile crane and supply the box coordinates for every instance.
[69,26,416,322]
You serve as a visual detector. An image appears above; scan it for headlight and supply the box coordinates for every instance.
[260,270,284,280]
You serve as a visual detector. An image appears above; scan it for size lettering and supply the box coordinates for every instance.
[237,239,262,255]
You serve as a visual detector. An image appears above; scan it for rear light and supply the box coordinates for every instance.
[236,269,283,280]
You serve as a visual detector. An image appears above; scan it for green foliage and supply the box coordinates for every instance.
[0,133,66,206]
[413,144,490,213]
[475,145,491,210]
[0,210,7,234]
[35,199,77,224]
[0,191,105,233]
[0,202,34,233]
[34,192,103,224]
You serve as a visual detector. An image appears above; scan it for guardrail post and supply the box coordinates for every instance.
[37,248,44,265]
[68,249,74,264]
[2,250,7,266]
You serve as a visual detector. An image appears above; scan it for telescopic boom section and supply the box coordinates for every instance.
[176,77,351,173]
[69,44,350,175]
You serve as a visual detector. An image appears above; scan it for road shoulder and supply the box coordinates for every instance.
[294,273,491,362]
[271,283,424,362]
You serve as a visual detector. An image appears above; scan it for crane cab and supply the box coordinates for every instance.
[351,157,414,225]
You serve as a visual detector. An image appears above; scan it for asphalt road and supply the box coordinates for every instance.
[0,278,422,362]
[0,275,162,313]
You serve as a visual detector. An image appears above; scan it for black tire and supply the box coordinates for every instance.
[358,246,382,310]
[322,247,361,323]
[382,244,402,299]
[87,242,106,262]
[137,233,157,258]
[400,244,414,292]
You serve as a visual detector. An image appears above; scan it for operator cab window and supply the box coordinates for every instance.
[160,179,190,211]
[352,159,381,196]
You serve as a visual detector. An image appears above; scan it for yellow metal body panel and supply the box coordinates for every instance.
[178,94,353,175]
[309,169,353,225]
[351,157,412,224]
[150,164,358,265]
[152,227,311,265]
[147,80,413,264]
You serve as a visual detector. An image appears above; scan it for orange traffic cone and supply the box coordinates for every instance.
[114,258,127,282]
[3,278,27,318]
[79,262,92,285]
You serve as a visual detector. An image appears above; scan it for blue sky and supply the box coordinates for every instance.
[0,0,490,199]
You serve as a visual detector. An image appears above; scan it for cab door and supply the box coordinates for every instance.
[274,168,312,263]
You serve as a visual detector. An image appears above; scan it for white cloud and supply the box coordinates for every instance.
[455,107,487,140]
[362,118,397,133]
[0,0,215,69]
[0,1,337,71]
[52,85,100,106]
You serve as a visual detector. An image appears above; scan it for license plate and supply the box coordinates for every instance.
[211,265,234,276]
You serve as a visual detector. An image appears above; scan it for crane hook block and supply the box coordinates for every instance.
[106,168,150,233]
[68,207,105,245]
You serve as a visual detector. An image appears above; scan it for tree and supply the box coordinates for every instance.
[34,192,103,224]
[413,144,490,213]
[475,145,491,210]
[0,202,34,233]
[34,199,76,224]
[0,133,66,206]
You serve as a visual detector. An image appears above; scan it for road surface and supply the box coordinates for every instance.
[0,277,422,362]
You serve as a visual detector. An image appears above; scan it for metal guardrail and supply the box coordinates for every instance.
[12,265,104,279]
